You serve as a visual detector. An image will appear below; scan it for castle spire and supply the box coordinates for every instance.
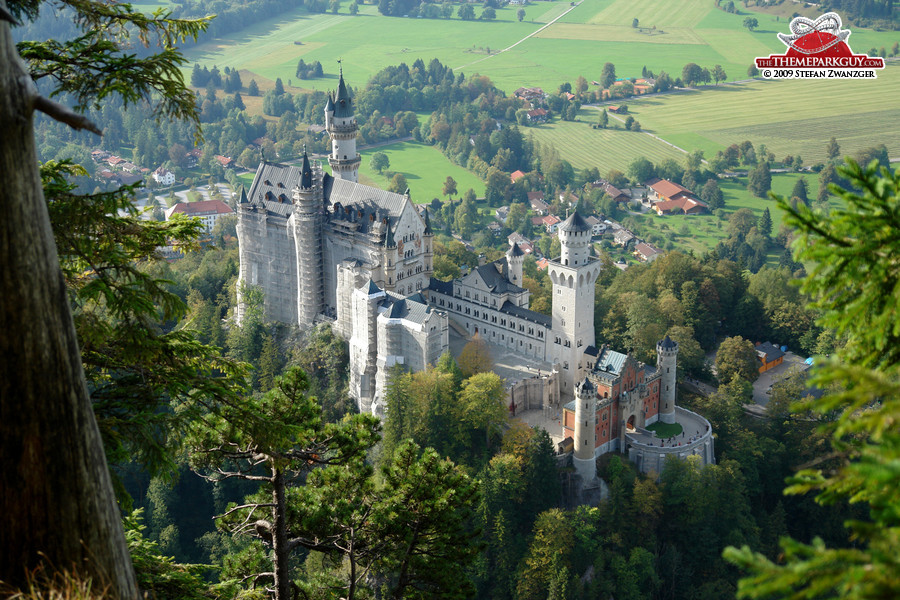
[300,147,313,190]
[422,207,433,235]
[384,219,396,248]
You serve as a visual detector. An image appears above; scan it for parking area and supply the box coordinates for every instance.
[752,351,810,406]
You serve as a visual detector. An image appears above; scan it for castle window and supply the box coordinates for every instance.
[562,306,566,311]
[564,362,569,369]
[538,331,543,338]
[667,367,669,373]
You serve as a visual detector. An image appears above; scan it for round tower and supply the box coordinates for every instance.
[558,211,592,267]
[290,151,324,326]
[573,377,597,482]
[506,241,525,286]
[656,335,678,424]
[326,67,360,182]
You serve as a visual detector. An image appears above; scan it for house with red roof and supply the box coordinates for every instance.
[647,178,708,215]
[526,108,548,123]
[541,214,562,233]
[510,170,526,183]
[214,155,234,168]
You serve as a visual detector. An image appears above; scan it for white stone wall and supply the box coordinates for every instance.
[236,209,298,325]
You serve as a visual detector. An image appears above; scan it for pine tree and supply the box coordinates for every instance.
[791,177,808,205]
[825,136,841,161]
[747,161,771,198]
[233,91,245,110]
[759,207,772,237]
[599,109,608,128]
[248,79,259,96]
[274,77,285,95]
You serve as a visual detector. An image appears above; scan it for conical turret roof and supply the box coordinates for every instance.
[333,68,354,118]
[659,335,678,350]
[422,207,433,235]
[384,219,396,248]
[576,377,595,396]
[300,150,313,189]
[239,186,249,204]
[507,242,524,257]
[560,211,591,233]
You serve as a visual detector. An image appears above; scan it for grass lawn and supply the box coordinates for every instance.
[646,420,683,438]
[526,109,688,172]
[623,172,832,257]
[357,141,484,203]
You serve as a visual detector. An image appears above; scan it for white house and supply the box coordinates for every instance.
[153,167,175,187]
[165,199,234,233]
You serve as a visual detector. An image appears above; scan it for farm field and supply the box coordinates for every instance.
[184,0,900,95]
[357,141,484,204]
[525,114,688,173]
[588,67,900,166]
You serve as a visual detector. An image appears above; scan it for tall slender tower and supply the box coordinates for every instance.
[325,67,360,182]
[656,335,678,424]
[422,208,434,278]
[573,377,597,482]
[506,241,524,287]
[288,151,324,326]
[549,211,600,396]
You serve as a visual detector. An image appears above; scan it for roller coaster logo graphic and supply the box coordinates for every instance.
[755,12,885,79]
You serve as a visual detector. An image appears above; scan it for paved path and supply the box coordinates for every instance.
[454,1,584,71]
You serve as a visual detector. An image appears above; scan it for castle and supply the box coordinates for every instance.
[235,72,714,474]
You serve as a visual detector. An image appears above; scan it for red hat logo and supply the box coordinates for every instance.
[778,13,851,56]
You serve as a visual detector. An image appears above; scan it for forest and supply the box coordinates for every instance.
[2,0,899,598]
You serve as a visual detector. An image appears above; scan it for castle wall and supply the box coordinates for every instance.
[625,407,715,475]
[236,209,297,325]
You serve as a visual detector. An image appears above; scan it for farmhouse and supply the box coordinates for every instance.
[528,192,549,214]
[614,229,636,247]
[526,108,549,123]
[214,155,234,168]
[510,169,526,183]
[514,87,546,104]
[633,242,662,262]
[648,178,707,215]
[594,180,630,202]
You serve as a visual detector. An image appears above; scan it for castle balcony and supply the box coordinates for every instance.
[623,406,715,474]
[329,123,357,134]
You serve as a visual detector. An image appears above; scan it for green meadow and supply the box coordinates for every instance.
[628,172,828,256]
[358,141,484,204]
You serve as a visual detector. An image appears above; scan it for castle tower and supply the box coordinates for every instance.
[549,211,600,397]
[573,377,597,482]
[422,208,434,277]
[382,218,398,292]
[506,241,524,286]
[656,335,678,424]
[326,67,360,182]
[349,279,385,414]
[288,151,324,326]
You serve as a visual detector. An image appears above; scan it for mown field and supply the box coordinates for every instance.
[591,66,900,166]
[525,115,688,173]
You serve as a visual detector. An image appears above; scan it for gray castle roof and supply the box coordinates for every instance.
[428,277,453,295]
[499,301,551,328]
[381,295,433,325]
[595,346,628,377]
[560,211,592,233]
[508,242,524,257]
[243,162,411,239]
[467,261,527,295]
[300,152,313,189]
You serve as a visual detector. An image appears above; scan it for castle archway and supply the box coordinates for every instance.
[626,414,637,432]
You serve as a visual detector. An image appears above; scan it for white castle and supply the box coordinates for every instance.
[234,73,714,479]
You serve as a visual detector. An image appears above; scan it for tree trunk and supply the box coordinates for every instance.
[0,10,137,598]
[272,468,290,600]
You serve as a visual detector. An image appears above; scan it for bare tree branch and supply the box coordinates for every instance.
[33,95,101,135]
